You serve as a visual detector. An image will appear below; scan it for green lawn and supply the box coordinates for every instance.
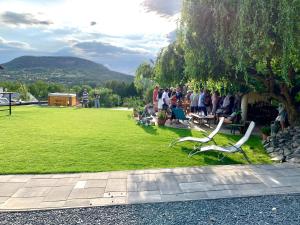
[0,106,271,174]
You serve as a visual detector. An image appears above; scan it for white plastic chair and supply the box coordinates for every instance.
[197,121,256,163]
[169,117,225,157]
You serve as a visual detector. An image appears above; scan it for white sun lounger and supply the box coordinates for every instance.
[196,121,256,163]
[169,117,225,157]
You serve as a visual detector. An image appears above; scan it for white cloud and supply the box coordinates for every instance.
[0,36,32,49]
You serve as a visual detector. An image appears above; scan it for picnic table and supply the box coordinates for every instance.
[190,113,216,126]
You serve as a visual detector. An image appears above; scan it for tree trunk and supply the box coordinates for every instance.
[284,103,299,126]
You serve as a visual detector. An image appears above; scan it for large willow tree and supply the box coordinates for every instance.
[154,42,185,86]
[180,0,300,123]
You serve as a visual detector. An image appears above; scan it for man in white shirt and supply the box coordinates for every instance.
[162,88,170,110]
[190,90,199,113]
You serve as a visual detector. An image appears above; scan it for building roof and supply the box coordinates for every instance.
[48,93,76,97]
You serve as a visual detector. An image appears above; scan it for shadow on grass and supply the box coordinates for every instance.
[178,146,243,165]
[159,126,193,138]
[138,124,158,135]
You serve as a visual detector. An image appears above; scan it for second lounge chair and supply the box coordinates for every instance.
[169,117,225,157]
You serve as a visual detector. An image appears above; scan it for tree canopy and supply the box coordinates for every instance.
[135,0,299,122]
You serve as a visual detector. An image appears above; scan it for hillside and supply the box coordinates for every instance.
[0,56,134,85]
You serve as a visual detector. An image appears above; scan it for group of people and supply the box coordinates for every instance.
[81,89,100,108]
[190,90,242,116]
[152,85,241,117]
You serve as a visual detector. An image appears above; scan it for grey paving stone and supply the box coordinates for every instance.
[127,174,156,183]
[55,178,79,186]
[105,179,127,192]
[138,181,158,191]
[127,191,161,204]
[183,191,208,200]
[275,168,300,176]
[254,175,293,187]
[172,167,212,175]
[230,183,268,191]
[103,192,126,198]
[8,175,32,183]
[0,197,9,204]
[160,194,186,202]
[0,183,25,197]
[0,176,14,183]
[80,173,110,180]
[109,171,128,179]
[127,181,138,192]
[205,189,237,199]
[64,199,91,208]
[206,174,261,185]
[44,186,73,202]
[38,201,66,209]
[156,174,182,194]
[174,174,207,183]
[68,188,105,199]
[25,179,59,187]
[90,197,127,206]
[51,174,81,178]
[1,197,44,210]
[179,182,210,192]
[12,187,51,198]
[85,179,107,188]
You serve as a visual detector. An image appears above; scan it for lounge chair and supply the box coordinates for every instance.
[195,121,255,163]
[169,117,225,157]
[172,107,190,122]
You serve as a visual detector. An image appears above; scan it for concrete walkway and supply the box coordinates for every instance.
[0,163,300,211]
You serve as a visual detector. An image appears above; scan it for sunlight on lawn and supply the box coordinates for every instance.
[0,106,271,174]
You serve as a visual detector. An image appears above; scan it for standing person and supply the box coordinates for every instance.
[152,86,159,112]
[157,89,163,111]
[170,91,177,109]
[212,91,220,115]
[162,88,170,110]
[175,86,183,101]
[82,89,89,108]
[204,90,212,114]
[198,89,207,116]
[190,90,199,113]
[94,92,100,108]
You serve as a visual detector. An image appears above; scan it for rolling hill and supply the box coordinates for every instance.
[0,56,134,85]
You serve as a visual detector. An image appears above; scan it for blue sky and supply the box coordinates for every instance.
[0,0,181,74]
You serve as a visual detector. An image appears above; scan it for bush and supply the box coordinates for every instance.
[123,97,143,109]
[88,88,121,108]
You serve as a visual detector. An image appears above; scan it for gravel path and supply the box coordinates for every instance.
[1,194,299,225]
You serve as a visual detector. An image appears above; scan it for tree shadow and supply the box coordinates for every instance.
[138,125,158,135]
[178,146,245,165]
[159,125,193,138]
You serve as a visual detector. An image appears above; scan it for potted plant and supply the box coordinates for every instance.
[261,126,271,140]
[157,111,167,126]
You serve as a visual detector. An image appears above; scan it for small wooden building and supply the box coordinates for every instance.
[48,93,77,107]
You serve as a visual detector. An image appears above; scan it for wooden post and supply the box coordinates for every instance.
[9,93,12,115]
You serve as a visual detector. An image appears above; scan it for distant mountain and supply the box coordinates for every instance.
[0,56,134,85]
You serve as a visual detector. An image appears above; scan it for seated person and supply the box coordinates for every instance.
[271,103,287,134]
[224,111,241,124]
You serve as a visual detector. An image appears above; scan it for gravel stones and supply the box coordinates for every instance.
[264,126,300,163]
[0,194,300,225]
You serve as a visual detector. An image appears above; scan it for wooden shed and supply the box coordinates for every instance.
[48,93,77,107]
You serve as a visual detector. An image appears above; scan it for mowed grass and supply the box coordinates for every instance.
[0,106,271,174]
